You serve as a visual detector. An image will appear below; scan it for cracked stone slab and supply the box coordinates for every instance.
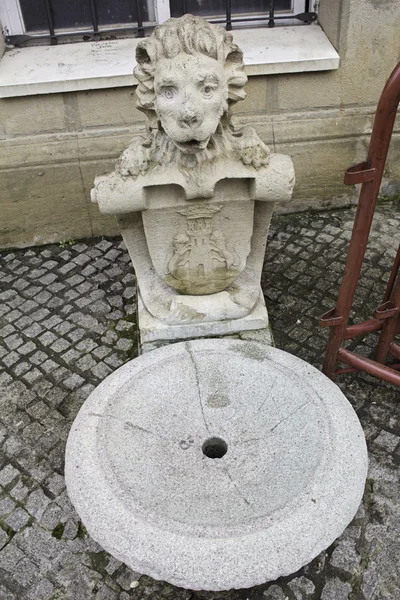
[65,338,367,591]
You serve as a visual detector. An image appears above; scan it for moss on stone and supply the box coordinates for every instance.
[51,522,65,539]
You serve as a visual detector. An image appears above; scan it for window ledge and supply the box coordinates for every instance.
[0,24,339,98]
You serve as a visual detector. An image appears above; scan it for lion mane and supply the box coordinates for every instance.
[117,15,270,177]
[134,14,247,131]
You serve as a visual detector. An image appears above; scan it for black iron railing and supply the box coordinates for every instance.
[5,0,317,46]
[209,0,316,32]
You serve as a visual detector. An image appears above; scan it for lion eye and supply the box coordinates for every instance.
[202,86,214,98]
[162,88,176,100]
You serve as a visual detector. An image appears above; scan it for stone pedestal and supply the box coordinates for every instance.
[93,155,294,347]
[65,339,368,591]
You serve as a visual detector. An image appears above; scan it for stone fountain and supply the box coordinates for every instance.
[66,15,368,592]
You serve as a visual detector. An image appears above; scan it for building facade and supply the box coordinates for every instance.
[0,0,399,248]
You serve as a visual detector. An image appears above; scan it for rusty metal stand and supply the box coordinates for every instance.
[320,62,400,388]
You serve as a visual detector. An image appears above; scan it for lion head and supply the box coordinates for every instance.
[134,15,247,154]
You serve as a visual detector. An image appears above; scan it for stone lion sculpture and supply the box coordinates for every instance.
[118,14,270,177]
[91,13,294,342]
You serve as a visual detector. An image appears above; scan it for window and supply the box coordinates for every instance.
[1,0,316,46]
[171,1,310,27]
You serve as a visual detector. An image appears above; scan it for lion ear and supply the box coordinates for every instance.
[134,38,159,122]
[225,48,242,67]
[136,43,152,66]
[225,46,247,104]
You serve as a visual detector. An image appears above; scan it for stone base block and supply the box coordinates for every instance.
[140,326,274,354]
[138,291,270,347]
[65,339,368,591]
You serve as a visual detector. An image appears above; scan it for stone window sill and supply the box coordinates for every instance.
[0,24,339,98]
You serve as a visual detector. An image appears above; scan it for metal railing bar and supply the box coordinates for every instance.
[271,12,316,21]
[134,0,145,37]
[6,2,317,47]
[43,0,57,44]
[209,12,317,25]
[6,24,156,46]
[7,11,316,46]
[89,0,99,34]
[226,0,232,31]
[268,0,275,28]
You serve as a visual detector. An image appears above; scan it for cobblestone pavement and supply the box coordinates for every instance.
[0,203,399,600]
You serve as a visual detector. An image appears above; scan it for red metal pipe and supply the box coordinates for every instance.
[322,62,400,384]
[383,245,400,303]
[389,342,400,361]
[335,367,361,375]
[338,348,400,387]
[375,272,400,364]
[344,319,382,340]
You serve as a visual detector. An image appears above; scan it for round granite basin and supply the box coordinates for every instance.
[65,339,368,591]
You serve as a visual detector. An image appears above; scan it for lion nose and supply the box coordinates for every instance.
[181,107,200,126]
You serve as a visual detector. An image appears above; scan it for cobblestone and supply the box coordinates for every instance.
[28,579,54,600]
[330,539,361,574]
[17,341,37,356]
[287,576,315,598]
[75,354,97,371]
[24,323,45,338]
[25,488,51,519]
[0,542,25,570]
[21,368,42,384]
[62,373,85,391]
[0,205,399,599]
[4,334,23,350]
[9,480,30,502]
[263,585,288,599]
[0,464,20,487]
[38,331,58,346]
[320,579,353,600]
[4,507,31,531]
[50,338,71,353]
[374,430,400,452]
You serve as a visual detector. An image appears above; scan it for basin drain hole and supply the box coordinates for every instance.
[202,437,228,459]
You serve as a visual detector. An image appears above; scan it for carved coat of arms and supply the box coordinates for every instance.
[142,200,254,295]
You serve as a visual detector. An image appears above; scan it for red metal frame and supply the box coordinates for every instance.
[320,62,400,388]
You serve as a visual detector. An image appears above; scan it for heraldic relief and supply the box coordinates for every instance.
[91,14,295,343]
[166,204,244,295]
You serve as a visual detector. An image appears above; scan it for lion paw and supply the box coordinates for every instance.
[240,143,270,169]
[236,127,270,170]
[118,138,151,178]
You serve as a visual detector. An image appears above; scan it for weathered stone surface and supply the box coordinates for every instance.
[287,575,315,598]
[138,291,271,346]
[91,15,294,343]
[330,539,360,574]
[320,579,352,600]
[263,585,288,599]
[4,507,30,531]
[65,339,367,591]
